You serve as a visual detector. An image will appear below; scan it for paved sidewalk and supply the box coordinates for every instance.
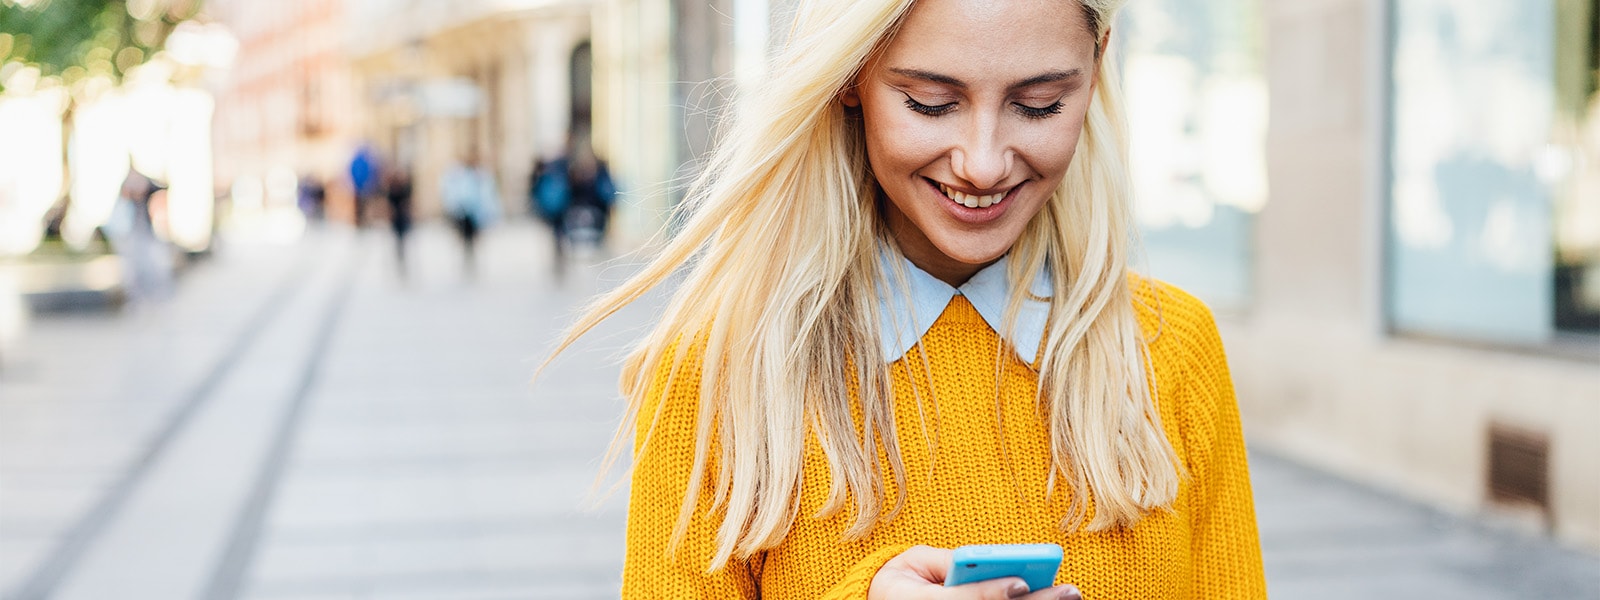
[0,230,346,599]
[230,223,641,600]
[1252,450,1599,599]
[1,220,1595,599]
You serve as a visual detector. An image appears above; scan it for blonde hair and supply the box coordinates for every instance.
[552,0,1181,571]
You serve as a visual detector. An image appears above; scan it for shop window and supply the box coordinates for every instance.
[1387,0,1599,347]
[1122,0,1266,311]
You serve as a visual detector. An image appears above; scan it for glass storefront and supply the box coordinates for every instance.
[1387,0,1599,345]
[1121,0,1266,311]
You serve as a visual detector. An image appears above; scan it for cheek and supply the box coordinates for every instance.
[1019,119,1086,179]
[862,100,945,171]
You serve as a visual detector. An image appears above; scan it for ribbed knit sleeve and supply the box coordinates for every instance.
[819,544,915,599]
[1171,296,1268,598]
[622,343,761,599]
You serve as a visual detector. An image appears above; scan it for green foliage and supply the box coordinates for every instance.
[0,0,202,92]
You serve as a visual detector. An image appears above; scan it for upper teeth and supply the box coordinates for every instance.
[938,183,1004,208]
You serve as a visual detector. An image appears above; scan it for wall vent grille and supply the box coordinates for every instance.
[1486,422,1551,517]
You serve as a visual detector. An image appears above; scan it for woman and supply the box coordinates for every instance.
[555,0,1266,596]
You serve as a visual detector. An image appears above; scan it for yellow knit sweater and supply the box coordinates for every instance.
[623,279,1267,598]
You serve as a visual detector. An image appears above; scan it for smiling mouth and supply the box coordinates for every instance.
[930,179,1012,209]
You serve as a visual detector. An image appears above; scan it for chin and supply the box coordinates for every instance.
[936,237,1017,266]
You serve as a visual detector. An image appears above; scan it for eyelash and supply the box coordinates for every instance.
[1015,101,1064,119]
[903,96,955,116]
[902,94,1064,119]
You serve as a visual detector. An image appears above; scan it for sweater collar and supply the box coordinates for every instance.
[875,247,1053,364]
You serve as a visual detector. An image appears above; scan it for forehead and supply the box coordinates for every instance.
[877,0,1095,77]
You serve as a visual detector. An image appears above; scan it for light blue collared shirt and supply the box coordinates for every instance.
[875,249,1053,364]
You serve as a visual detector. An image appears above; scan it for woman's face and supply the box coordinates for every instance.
[846,0,1102,285]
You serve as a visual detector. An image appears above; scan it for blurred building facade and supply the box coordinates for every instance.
[1131,0,1600,552]
[207,0,592,224]
[593,0,1600,550]
[209,0,363,224]
[591,0,783,241]
[343,0,592,220]
[1235,0,1597,551]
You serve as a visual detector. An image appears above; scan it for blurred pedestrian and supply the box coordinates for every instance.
[441,152,500,278]
[103,167,173,306]
[548,0,1265,597]
[531,135,618,276]
[297,175,327,222]
[384,166,415,277]
[562,134,617,252]
[348,144,378,227]
[530,156,571,273]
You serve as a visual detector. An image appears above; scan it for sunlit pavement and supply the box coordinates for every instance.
[1,221,641,600]
[0,220,1595,599]
[1251,451,1598,599]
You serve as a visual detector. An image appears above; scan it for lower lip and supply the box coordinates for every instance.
[928,178,1019,225]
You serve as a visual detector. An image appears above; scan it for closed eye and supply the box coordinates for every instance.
[1015,101,1064,119]
[903,94,956,117]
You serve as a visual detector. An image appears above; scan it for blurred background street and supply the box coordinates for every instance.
[2,0,1599,597]
[3,223,640,599]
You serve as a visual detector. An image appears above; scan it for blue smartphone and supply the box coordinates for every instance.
[944,543,1063,592]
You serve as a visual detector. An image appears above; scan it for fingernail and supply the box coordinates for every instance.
[1007,581,1030,598]
[1056,584,1083,600]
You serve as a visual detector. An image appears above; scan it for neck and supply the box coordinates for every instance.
[880,196,996,287]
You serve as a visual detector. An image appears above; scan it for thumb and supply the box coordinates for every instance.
[961,576,1032,599]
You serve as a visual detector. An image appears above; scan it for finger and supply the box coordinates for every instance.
[897,545,955,583]
[1020,584,1084,600]
[947,576,1032,600]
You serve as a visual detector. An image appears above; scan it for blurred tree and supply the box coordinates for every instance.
[1,0,205,252]
[0,0,203,92]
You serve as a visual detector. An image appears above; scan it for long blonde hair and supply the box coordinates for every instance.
[552,0,1181,571]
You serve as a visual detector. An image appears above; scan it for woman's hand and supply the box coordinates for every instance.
[866,546,1084,600]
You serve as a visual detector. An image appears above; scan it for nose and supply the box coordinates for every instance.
[950,112,1012,190]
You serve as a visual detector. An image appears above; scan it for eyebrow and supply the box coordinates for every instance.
[888,68,1084,90]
